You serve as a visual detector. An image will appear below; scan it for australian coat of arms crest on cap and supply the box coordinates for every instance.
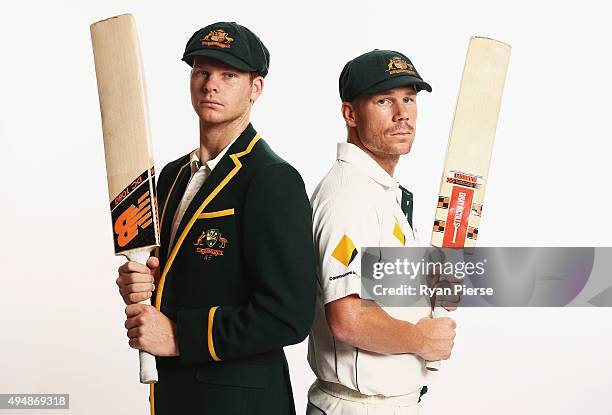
[201,29,234,49]
[386,56,416,75]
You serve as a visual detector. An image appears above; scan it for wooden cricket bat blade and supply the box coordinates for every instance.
[426,36,511,371]
[91,13,159,384]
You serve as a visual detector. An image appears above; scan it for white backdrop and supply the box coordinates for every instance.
[1,1,611,414]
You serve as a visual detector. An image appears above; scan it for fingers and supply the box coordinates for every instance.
[125,303,151,317]
[116,259,157,305]
[117,272,153,285]
[124,304,156,330]
[117,278,154,304]
[118,261,153,275]
[430,334,455,361]
[440,347,453,360]
[123,291,153,305]
[124,305,150,330]
[125,316,140,330]
[118,282,155,296]
[420,337,455,361]
[124,306,159,352]
[128,337,141,350]
[146,256,160,270]
[116,261,157,302]
[426,273,440,287]
[126,326,143,338]
[439,316,457,330]
[417,315,457,361]
[438,339,454,357]
[116,272,155,286]
[438,293,460,305]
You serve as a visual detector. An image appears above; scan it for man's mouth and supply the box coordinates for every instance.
[200,99,223,107]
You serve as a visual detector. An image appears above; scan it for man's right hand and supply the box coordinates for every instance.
[415,316,456,361]
[116,257,159,305]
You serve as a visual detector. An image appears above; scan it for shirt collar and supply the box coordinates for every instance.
[337,142,399,189]
[189,136,238,175]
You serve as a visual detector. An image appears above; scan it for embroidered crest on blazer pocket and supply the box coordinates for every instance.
[193,209,235,261]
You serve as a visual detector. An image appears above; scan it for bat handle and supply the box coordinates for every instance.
[126,249,159,384]
[425,306,450,372]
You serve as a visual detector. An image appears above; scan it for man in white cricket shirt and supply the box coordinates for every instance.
[307,50,456,415]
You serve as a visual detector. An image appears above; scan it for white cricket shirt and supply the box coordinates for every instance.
[307,142,434,396]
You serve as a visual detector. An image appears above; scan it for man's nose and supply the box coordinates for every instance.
[394,104,411,122]
[202,74,219,93]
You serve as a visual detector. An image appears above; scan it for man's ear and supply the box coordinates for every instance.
[250,75,264,103]
[341,101,358,128]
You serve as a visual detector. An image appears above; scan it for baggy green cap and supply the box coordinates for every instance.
[339,49,432,102]
[182,22,270,77]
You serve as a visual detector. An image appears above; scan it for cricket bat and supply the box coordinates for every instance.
[426,36,511,371]
[91,13,159,384]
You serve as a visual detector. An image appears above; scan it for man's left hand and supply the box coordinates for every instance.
[125,304,179,356]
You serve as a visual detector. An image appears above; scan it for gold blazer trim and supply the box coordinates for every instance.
[154,133,261,310]
[198,208,235,219]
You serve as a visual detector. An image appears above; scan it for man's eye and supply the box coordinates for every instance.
[404,97,415,103]
[377,98,390,105]
[225,73,237,78]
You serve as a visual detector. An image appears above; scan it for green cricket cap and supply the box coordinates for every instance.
[339,49,432,102]
[182,22,270,77]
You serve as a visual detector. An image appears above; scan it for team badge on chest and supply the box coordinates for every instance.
[194,228,228,260]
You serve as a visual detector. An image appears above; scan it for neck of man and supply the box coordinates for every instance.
[348,131,399,177]
[198,110,251,163]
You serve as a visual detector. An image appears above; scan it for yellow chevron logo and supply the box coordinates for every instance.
[393,217,405,245]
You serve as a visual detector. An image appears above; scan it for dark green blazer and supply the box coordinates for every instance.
[150,124,316,415]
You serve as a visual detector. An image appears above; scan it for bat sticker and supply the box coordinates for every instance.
[110,169,157,252]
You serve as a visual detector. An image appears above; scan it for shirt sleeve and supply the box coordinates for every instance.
[313,191,380,304]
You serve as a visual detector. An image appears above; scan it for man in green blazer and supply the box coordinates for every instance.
[115,22,316,415]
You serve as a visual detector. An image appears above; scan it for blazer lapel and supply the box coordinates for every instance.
[158,157,191,263]
[173,123,258,245]
[154,123,260,310]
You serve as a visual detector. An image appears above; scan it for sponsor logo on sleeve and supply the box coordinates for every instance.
[331,234,358,267]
